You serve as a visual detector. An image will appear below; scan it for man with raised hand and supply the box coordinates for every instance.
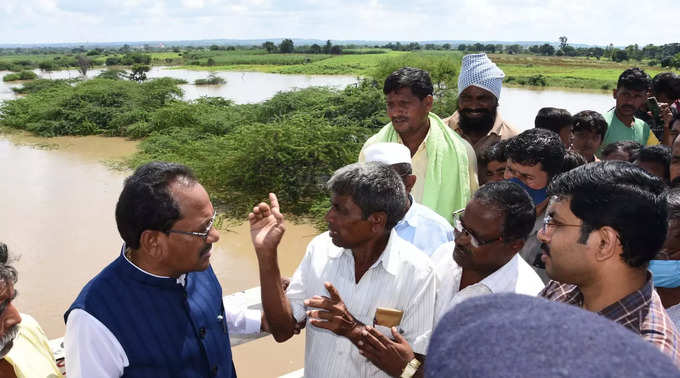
[249,162,436,378]
[356,181,544,377]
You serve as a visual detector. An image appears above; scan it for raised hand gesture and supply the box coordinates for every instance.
[248,193,285,258]
[305,282,360,338]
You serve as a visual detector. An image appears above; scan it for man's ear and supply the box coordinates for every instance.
[404,174,417,193]
[593,226,619,262]
[506,239,525,255]
[612,88,618,100]
[423,94,434,112]
[368,212,388,233]
[140,230,165,259]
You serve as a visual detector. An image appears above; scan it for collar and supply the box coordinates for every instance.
[121,244,187,287]
[473,254,520,293]
[326,229,403,276]
[396,127,430,154]
[398,195,419,228]
[598,273,653,322]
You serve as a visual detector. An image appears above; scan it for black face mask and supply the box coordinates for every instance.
[458,106,497,136]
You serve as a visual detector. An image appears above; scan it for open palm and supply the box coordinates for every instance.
[249,193,286,253]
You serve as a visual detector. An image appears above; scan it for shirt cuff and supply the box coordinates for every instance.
[243,309,262,334]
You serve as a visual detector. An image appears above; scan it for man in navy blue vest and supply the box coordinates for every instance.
[64,162,237,377]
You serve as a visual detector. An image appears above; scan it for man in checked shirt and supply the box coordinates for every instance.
[538,161,680,366]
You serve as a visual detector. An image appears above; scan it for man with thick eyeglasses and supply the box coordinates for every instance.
[539,161,680,366]
[64,162,238,377]
[354,181,544,376]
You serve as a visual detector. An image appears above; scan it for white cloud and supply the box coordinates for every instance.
[0,0,677,45]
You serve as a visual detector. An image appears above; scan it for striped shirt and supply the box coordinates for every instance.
[286,231,436,378]
[540,276,680,367]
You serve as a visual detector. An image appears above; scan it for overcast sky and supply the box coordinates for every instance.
[0,0,677,46]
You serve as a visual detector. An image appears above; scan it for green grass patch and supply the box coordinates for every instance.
[3,70,38,81]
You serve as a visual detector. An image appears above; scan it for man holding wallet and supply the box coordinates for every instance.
[249,162,436,378]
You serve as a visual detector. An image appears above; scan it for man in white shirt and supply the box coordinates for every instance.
[364,142,454,256]
[249,162,436,378]
[357,180,545,375]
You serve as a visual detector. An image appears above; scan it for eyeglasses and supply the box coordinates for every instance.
[540,213,582,235]
[452,209,502,248]
[167,211,217,241]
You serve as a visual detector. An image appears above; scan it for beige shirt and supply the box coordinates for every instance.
[359,129,478,203]
[443,111,519,156]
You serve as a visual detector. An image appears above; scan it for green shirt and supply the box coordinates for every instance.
[601,109,659,149]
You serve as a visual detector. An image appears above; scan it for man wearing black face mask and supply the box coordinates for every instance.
[504,128,566,282]
[443,53,519,157]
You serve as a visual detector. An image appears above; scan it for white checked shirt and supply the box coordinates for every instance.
[286,230,436,378]
[431,241,545,322]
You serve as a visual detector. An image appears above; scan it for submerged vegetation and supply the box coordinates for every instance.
[195,74,226,85]
[0,50,463,221]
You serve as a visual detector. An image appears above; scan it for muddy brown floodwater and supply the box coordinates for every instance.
[0,132,314,377]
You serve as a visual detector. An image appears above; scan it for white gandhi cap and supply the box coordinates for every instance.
[363,142,412,165]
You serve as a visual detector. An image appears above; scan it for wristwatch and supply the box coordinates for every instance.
[400,358,421,378]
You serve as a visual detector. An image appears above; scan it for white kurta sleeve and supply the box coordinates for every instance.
[64,309,128,378]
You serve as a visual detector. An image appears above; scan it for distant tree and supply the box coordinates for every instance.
[559,36,568,50]
[105,57,121,66]
[206,58,216,66]
[612,49,629,62]
[310,44,321,54]
[505,44,523,54]
[591,47,605,60]
[128,64,151,82]
[555,49,564,56]
[562,45,577,56]
[329,45,342,55]
[442,43,451,50]
[38,61,55,78]
[279,39,294,53]
[262,41,277,53]
[98,69,126,80]
[642,44,660,59]
[76,55,92,77]
[539,44,555,56]
[209,44,220,51]
[457,44,467,51]
[324,40,332,54]
[484,44,496,53]
[120,44,131,53]
[473,43,484,52]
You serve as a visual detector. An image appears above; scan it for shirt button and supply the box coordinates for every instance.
[199,327,207,338]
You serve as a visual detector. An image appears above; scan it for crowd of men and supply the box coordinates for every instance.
[2,53,680,377]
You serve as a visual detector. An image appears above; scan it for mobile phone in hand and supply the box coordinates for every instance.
[647,96,662,124]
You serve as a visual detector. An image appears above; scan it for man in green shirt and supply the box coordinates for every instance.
[601,68,660,150]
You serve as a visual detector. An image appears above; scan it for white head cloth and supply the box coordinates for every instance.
[364,143,412,165]
[458,53,505,100]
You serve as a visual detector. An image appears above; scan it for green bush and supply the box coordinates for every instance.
[3,70,38,81]
[195,74,226,85]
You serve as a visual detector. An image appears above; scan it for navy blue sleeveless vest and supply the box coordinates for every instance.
[65,251,237,377]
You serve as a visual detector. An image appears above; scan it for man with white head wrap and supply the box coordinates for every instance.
[364,142,454,256]
[443,53,519,156]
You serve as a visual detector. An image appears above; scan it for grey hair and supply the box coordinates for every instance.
[327,162,408,232]
[0,243,17,289]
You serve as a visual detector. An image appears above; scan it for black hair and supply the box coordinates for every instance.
[0,243,18,289]
[115,161,198,250]
[617,67,651,92]
[637,145,671,183]
[505,128,566,179]
[383,67,434,100]
[561,150,587,173]
[479,140,508,166]
[601,141,642,162]
[473,181,536,241]
[327,162,407,232]
[534,107,572,134]
[652,72,680,102]
[390,162,413,177]
[547,161,667,267]
[666,187,680,221]
[572,110,607,139]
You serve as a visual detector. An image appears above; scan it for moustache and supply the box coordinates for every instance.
[392,117,409,123]
[621,105,636,111]
[200,244,213,256]
[461,108,492,116]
